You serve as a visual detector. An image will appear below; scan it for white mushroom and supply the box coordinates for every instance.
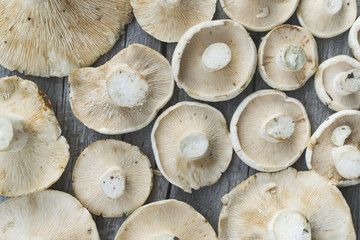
[314,55,360,111]
[230,90,311,172]
[172,20,257,102]
[258,25,318,91]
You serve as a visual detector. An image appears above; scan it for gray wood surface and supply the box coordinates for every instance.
[1,2,359,239]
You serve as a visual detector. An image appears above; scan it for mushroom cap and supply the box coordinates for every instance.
[230,90,311,172]
[172,20,257,102]
[349,17,360,61]
[131,0,216,43]
[297,0,357,38]
[0,0,132,77]
[0,190,99,239]
[115,199,217,240]
[69,44,174,135]
[218,168,356,239]
[220,0,300,32]
[315,55,360,111]
[151,101,233,193]
[306,110,360,187]
[72,139,153,217]
[0,76,69,197]
[258,24,318,91]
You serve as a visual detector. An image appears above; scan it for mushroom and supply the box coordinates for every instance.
[115,199,217,240]
[314,55,360,111]
[172,20,257,102]
[349,17,360,61]
[218,168,356,239]
[0,190,99,239]
[130,0,216,42]
[220,0,300,32]
[69,44,174,135]
[297,0,357,38]
[0,1,132,77]
[0,76,69,197]
[151,101,233,193]
[306,110,360,187]
[230,90,311,172]
[258,25,318,91]
[72,139,153,217]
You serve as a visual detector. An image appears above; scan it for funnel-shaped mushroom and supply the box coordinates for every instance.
[131,0,216,42]
[220,0,300,32]
[0,190,99,239]
[230,90,311,172]
[306,110,360,187]
[297,0,357,38]
[315,55,360,111]
[219,168,356,239]
[0,76,69,197]
[151,101,233,193]
[172,20,257,102]
[349,17,360,61]
[69,44,174,134]
[72,139,153,217]
[0,0,132,77]
[258,25,318,91]
[115,199,217,240]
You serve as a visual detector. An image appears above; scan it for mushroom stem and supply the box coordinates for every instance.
[256,6,269,19]
[332,145,360,179]
[269,210,311,240]
[201,43,232,72]
[179,131,209,161]
[333,69,360,96]
[151,233,179,240]
[260,113,295,143]
[323,0,343,15]
[276,45,306,72]
[160,0,181,9]
[100,166,126,199]
[106,65,149,108]
[0,114,29,152]
[331,125,351,147]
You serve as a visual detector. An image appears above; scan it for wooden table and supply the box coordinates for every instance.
[1,2,359,239]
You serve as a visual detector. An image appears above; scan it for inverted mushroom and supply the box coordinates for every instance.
[72,139,153,217]
[297,0,357,38]
[69,44,174,134]
[258,24,318,91]
[220,0,300,32]
[349,17,360,61]
[172,20,257,102]
[230,90,311,172]
[0,76,69,197]
[0,190,99,239]
[0,0,132,77]
[219,168,356,239]
[151,101,233,193]
[315,55,360,111]
[115,199,217,240]
[131,0,216,42]
[306,110,360,187]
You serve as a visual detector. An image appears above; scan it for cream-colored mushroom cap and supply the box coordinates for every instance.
[131,0,216,42]
[0,190,99,239]
[115,199,217,240]
[297,0,357,38]
[151,101,233,193]
[72,139,153,217]
[0,76,69,197]
[220,0,299,32]
[219,168,356,240]
[349,17,360,61]
[258,25,318,91]
[306,110,360,187]
[315,55,360,111]
[172,20,257,102]
[230,90,311,172]
[69,44,174,135]
[0,0,132,77]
